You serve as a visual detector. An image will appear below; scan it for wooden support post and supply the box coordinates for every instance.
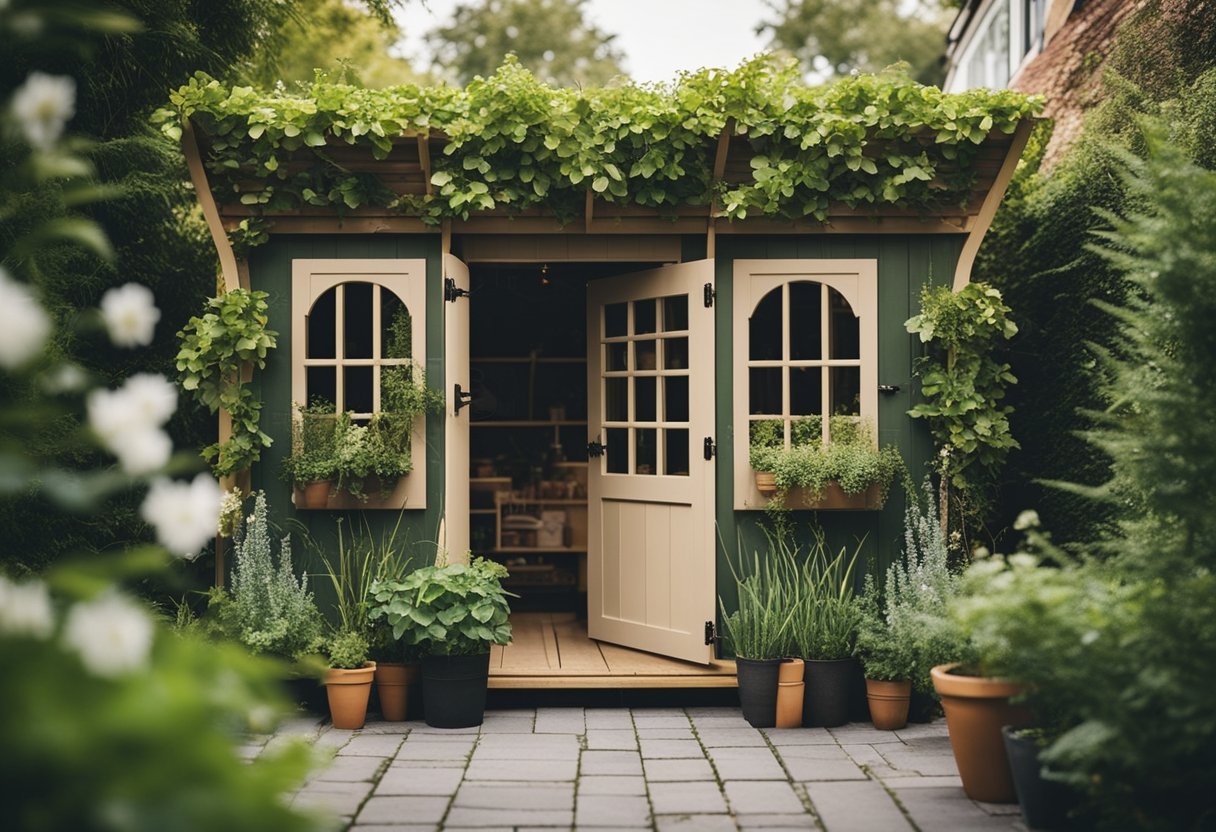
[417,134,433,196]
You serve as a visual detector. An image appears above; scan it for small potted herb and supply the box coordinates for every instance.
[856,573,916,730]
[749,417,903,511]
[370,557,514,728]
[323,629,375,729]
[283,399,339,508]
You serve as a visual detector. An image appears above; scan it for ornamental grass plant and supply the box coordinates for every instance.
[718,531,799,661]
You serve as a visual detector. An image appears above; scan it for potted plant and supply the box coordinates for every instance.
[199,491,328,709]
[323,629,376,729]
[283,399,338,508]
[749,417,904,511]
[856,573,916,730]
[719,532,798,729]
[781,528,864,728]
[369,556,514,728]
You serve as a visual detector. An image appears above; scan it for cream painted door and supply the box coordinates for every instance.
[586,260,716,664]
[442,253,470,564]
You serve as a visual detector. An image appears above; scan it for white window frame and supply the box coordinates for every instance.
[291,259,429,510]
[732,259,878,510]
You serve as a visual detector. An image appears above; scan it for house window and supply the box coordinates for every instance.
[963,1,1012,90]
[291,259,429,508]
[732,260,878,510]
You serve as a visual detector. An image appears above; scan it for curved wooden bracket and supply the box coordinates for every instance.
[182,120,241,293]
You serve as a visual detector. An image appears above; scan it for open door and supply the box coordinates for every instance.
[442,253,470,564]
[587,260,716,664]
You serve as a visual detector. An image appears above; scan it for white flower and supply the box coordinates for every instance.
[100,283,160,348]
[109,427,173,475]
[41,362,88,394]
[63,592,153,677]
[11,72,76,150]
[217,488,244,538]
[141,474,222,559]
[1013,510,1041,531]
[1008,553,1038,570]
[0,267,51,370]
[87,373,178,474]
[0,576,54,639]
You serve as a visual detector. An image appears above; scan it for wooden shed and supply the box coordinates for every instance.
[171,60,1037,689]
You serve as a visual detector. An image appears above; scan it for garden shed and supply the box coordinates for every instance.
[168,59,1038,687]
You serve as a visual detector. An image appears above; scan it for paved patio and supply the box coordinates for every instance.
[252,708,1026,831]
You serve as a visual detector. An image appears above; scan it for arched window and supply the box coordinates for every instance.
[732,260,878,509]
[292,259,429,509]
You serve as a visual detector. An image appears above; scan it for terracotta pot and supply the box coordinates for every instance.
[298,480,332,509]
[775,658,805,729]
[866,678,912,730]
[931,663,1031,803]
[754,471,777,495]
[325,661,376,730]
[374,661,420,722]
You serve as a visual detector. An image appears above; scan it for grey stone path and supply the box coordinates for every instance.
[248,708,1026,831]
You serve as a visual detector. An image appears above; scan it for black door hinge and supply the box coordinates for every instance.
[454,383,473,413]
[703,436,716,460]
[704,620,718,645]
[703,283,715,308]
[444,277,470,302]
[587,439,605,458]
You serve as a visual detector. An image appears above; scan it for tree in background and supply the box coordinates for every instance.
[757,0,957,85]
[427,0,626,87]
[242,0,423,89]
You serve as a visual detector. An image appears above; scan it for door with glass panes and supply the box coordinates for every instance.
[586,260,716,664]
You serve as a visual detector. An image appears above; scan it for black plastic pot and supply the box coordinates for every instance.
[1002,726,1076,830]
[735,657,782,728]
[908,689,938,723]
[803,658,856,727]
[421,652,491,728]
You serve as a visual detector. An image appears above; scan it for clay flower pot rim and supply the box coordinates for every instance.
[325,661,376,685]
[930,662,1024,698]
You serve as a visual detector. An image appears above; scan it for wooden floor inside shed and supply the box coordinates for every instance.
[488,612,737,689]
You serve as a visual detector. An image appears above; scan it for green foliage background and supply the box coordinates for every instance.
[974,0,1216,547]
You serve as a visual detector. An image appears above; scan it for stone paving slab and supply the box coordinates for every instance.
[283,707,1022,831]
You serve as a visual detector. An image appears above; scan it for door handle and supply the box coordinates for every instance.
[454,383,474,413]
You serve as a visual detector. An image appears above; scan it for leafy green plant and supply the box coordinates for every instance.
[861,480,967,692]
[368,557,514,657]
[749,417,904,508]
[175,289,278,477]
[206,491,324,660]
[325,628,370,669]
[157,56,1041,239]
[718,530,799,661]
[905,281,1018,529]
[778,526,864,662]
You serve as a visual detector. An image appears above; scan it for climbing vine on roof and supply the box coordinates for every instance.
[157,55,1041,235]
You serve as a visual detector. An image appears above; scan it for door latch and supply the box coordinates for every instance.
[878,384,902,394]
[703,436,716,460]
[444,277,470,302]
[454,383,473,413]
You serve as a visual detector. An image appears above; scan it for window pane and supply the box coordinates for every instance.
[791,416,823,447]
[790,367,822,416]
[634,299,656,334]
[634,340,657,371]
[605,302,627,338]
[607,342,628,372]
[789,281,823,360]
[664,376,689,423]
[665,429,689,476]
[605,377,628,422]
[381,288,411,359]
[307,287,336,359]
[343,282,373,359]
[344,366,374,414]
[829,367,861,416]
[749,287,782,361]
[606,428,628,474]
[662,295,688,332]
[663,337,688,370]
[749,367,783,415]
[306,366,336,408]
[828,414,863,444]
[635,376,656,423]
[635,428,657,475]
[749,419,784,449]
[828,287,859,359]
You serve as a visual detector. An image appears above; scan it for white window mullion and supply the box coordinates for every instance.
[820,283,830,446]
[334,284,345,412]
[372,284,382,413]
[782,282,791,449]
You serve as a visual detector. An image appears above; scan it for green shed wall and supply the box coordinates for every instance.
[243,231,959,634]
[702,235,962,627]
[246,234,445,618]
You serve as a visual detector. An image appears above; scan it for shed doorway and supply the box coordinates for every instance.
[446,253,730,687]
